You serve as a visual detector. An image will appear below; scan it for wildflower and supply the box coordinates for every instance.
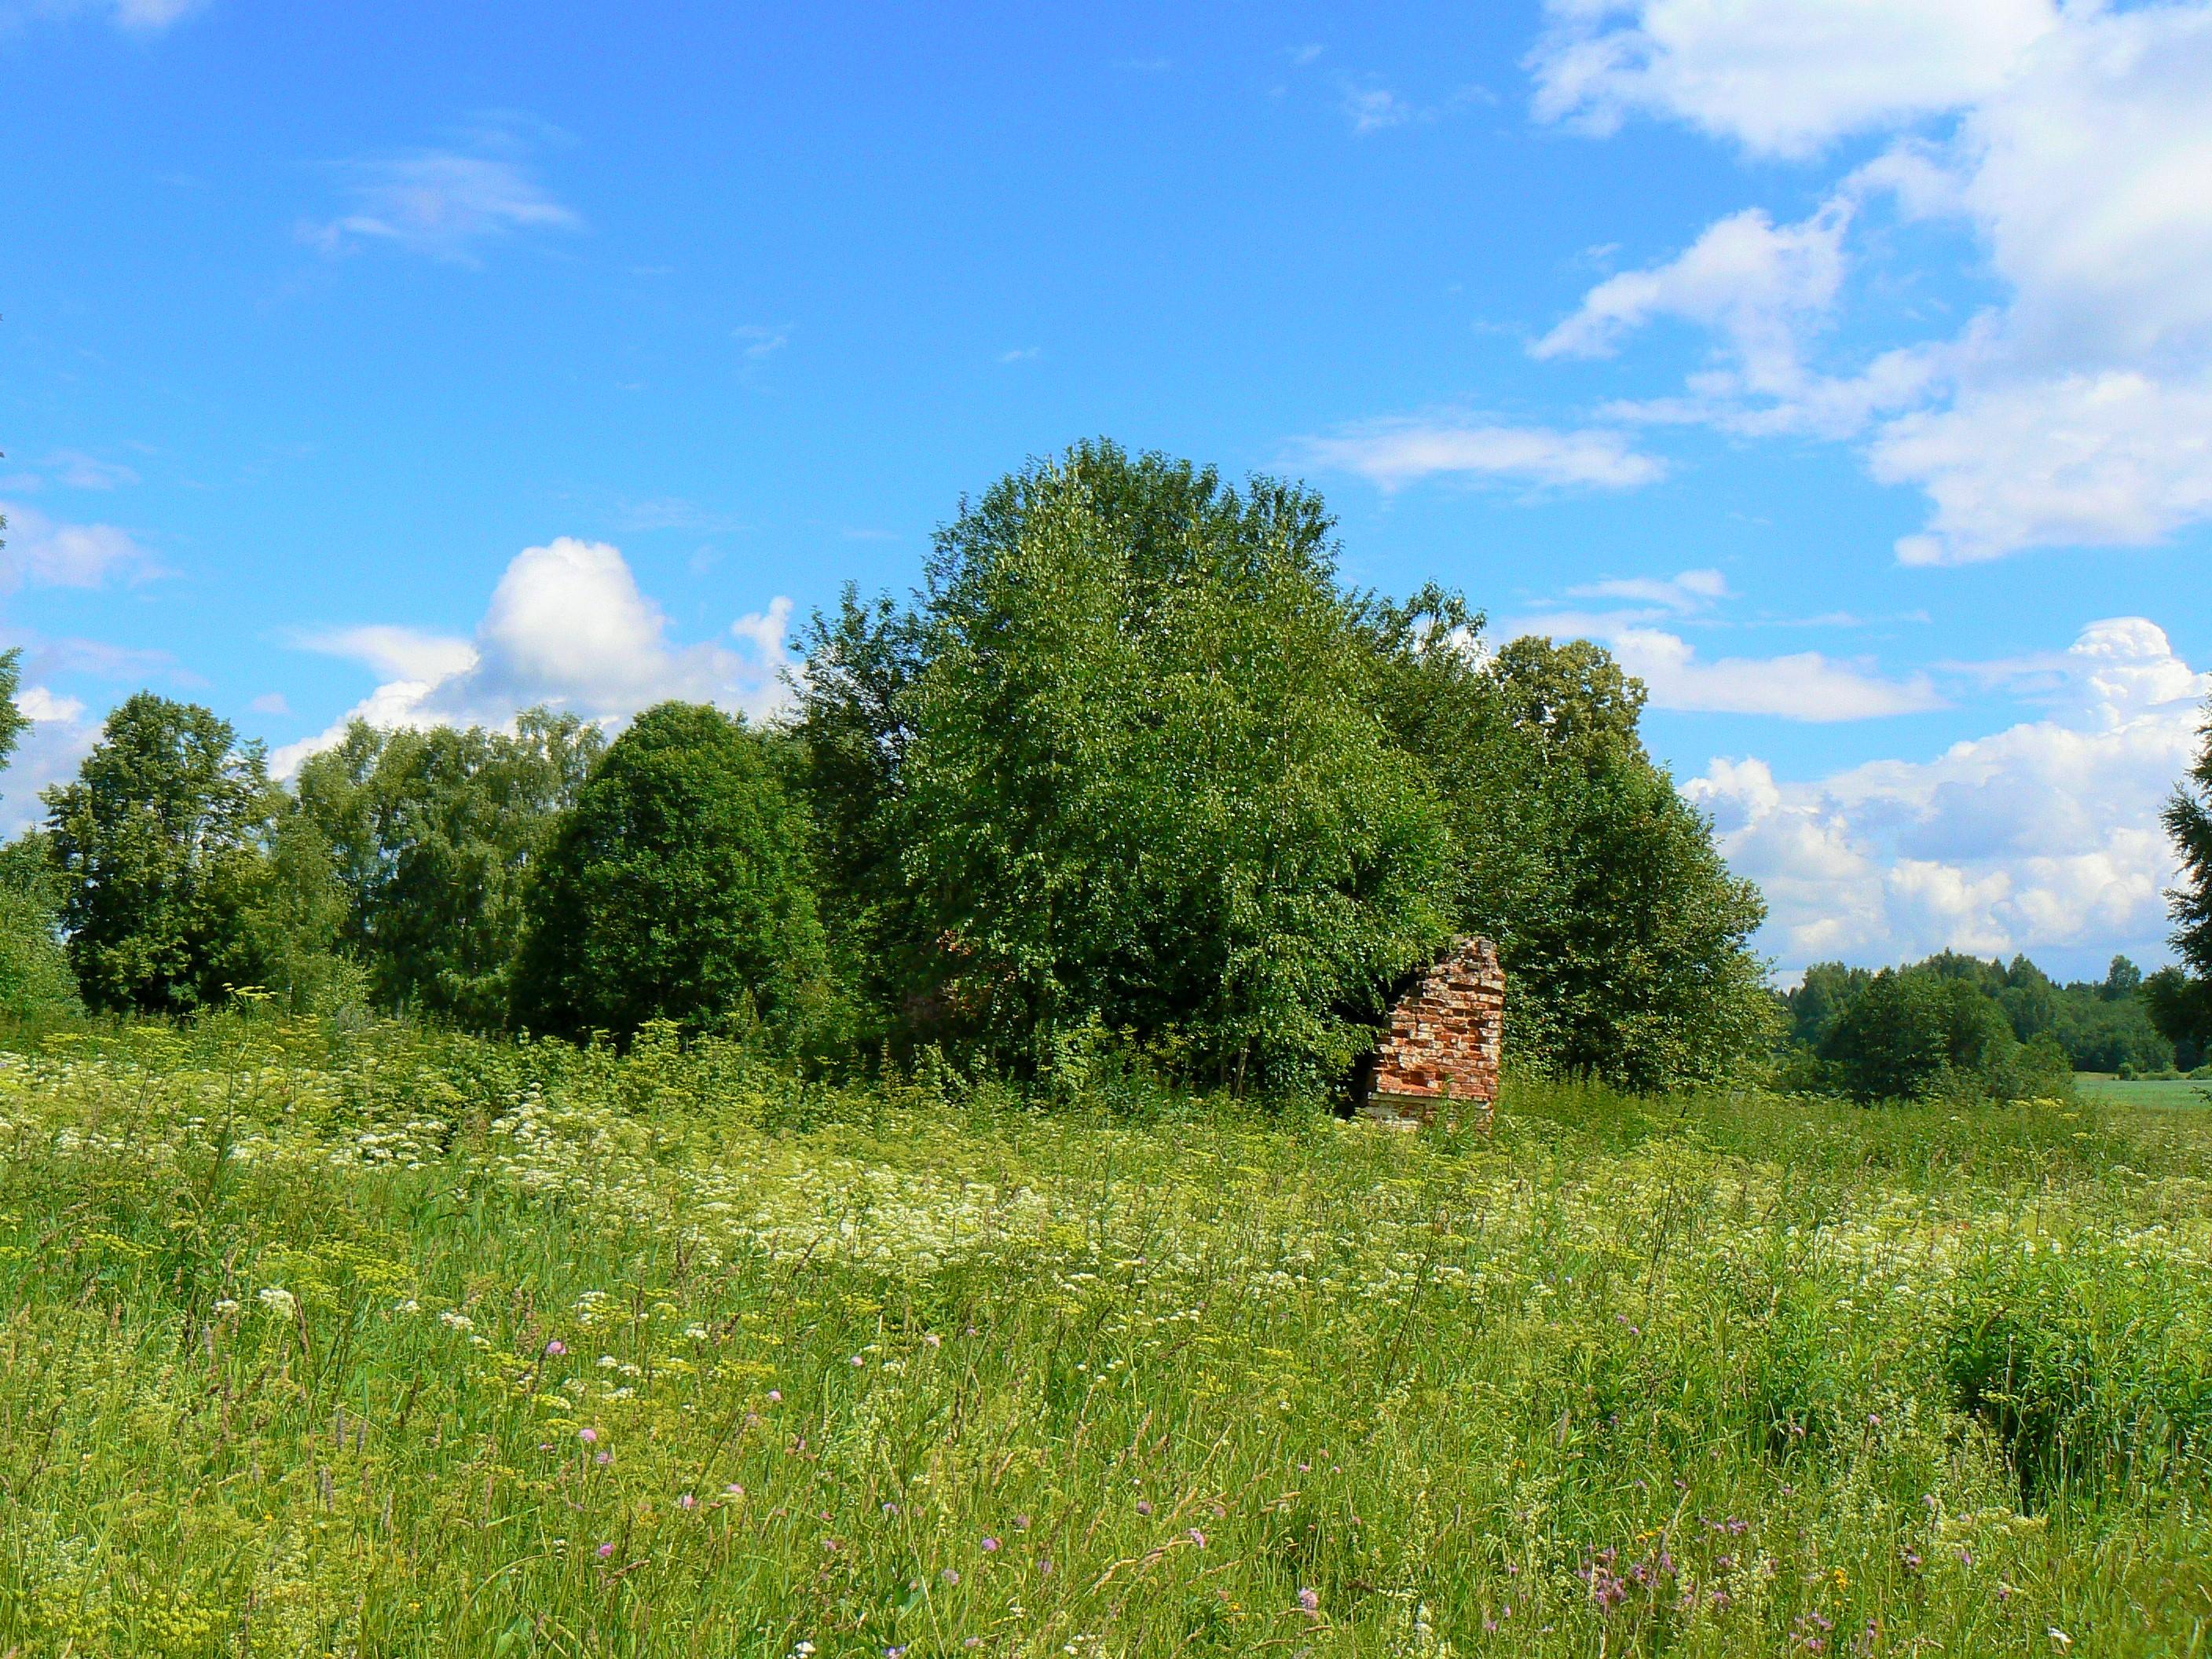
[1188,1529,1207,1548]
[1298,1588,1320,1615]
[767,1389,782,1403]
[212,1298,240,1316]
[1014,1514,1031,1529]
[1136,1500,1152,1515]
[544,1339,567,1356]
[679,1493,698,1511]
[258,1286,297,1317]
[725,1483,746,1499]
[982,1536,1001,1552]
[850,1354,865,1368]
[439,1309,474,1331]
[578,1427,599,1444]
[942,1568,961,1585]
[2049,1630,2072,1649]
[597,1543,615,1559]
[599,1354,618,1369]
[595,1451,612,1466]
[925,1332,941,1348]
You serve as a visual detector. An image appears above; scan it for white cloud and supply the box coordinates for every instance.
[1298,416,1666,492]
[1513,565,1944,721]
[0,684,102,838]
[1563,566,1729,611]
[273,537,793,775]
[0,502,161,588]
[1608,628,1944,720]
[1686,617,2207,971]
[5,0,208,33]
[1344,83,1415,133]
[1527,0,2060,158]
[304,135,580,266]
[42,450,140,490]
[734,324,789,360]
[1527,0,2212,562]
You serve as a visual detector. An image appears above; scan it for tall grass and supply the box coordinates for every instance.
[2,1016,2208,1655]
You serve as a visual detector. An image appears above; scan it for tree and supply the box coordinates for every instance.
[1818,965,2068,1102]
[0,646,30,786]
[42,694,274,1013]
[1363,622,1776,1091]
[827,442,1456,1087]
[512,702,833,1043]
[295,710,602,1026]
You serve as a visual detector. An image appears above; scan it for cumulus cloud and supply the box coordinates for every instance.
[1528,0,2060,158]
[273,537,793,776]
[1686,617,2207,972]
[1527,0,2212,563]
[0,503,162,588]
[303,126,581,265]
[1298,416,1666,492]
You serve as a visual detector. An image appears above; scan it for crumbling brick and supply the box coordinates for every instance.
[1355,936,1503,1128]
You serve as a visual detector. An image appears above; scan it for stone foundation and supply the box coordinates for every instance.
[1354,936,1503,1128]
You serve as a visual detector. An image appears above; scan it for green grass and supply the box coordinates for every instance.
[2076,1074,2212,1110]
[3,1018,2211,1656]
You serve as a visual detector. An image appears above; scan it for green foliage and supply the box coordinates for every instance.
[2,1022,2209,1654]
[42,694,276,1014]
[512,701,833,1044]
[851,442,1456,1086]
[1365,616,1775,1091]
[294,710,603,1026]
[1815,965,2075,1103]
[0,832,81,1023]
[0,644,31,783]
[799,445,1774,1094]
[2156,700,2212,1063]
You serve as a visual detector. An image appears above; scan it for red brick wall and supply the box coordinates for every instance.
[1361,936,1503,1126]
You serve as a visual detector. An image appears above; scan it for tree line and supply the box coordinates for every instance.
[9,442,2210,1101]
[0,445,1779,1096]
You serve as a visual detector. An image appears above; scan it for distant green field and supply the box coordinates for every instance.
[2076,1073,2212,1108]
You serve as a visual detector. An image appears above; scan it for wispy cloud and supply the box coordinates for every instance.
[302,122,581,266]
[0,502,163,588]
[1343,82,1415,134]
[4,0,208,35]
[733,324,789,361]
[998,346,1042,364]
[1297,416,1665,493]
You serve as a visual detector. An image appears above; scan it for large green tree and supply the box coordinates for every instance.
[294,711,602,1026]
[511,702,832,1043]
[42,694,275,1013]
[808,444,1456,1088]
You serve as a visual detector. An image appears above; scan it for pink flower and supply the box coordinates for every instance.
[1298,1588,1320,1615]
[767,1390,782,1403]
[577,1427,598,1444]
[1188,1529,1207,1548]
[941,1568,960,1586]
[595,1451,611,1466]
[981,1536,1000,1552]
[1136,1500,1152,1515]
[544,1339,567,1357]
[850,1355,865,1368]
[724,1483,745,1499]
[924,1333,942,1349]
[596,1542,615,1559]
[679,1493,698,1511]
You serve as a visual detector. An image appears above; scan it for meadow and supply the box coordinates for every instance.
[2075,1075,2211,1111]
[3,1017,2210,1657]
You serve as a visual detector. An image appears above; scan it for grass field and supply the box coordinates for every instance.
[4,1017,2211,1656]
[2075,1074,2212,1111]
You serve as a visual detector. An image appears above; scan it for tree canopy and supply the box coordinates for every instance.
[42,694,274,1014]
[511,702,832,1044]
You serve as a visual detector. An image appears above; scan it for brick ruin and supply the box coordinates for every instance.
[1351,936,1504,1127]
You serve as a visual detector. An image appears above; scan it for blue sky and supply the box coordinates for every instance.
[5,0,2208,982]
